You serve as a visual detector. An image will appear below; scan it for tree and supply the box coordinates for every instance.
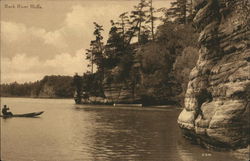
[145,0,158,40]
[86,22,105,74]
[173,47,199,105]
[118,12,130,41]
[134,21,199,105]
[81,72,105,97]
[165,0,194,24]
[126,0,148,45]
[73,73,83,103]
[1,76,75,98]
[136,42,175,105]
[104,20,126,69]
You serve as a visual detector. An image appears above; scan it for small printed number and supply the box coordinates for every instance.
[202,153,212,157]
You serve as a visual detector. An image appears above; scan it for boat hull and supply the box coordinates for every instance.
[0,111,44,118]
[113,104,143,107]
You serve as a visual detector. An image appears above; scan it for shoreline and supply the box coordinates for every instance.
[1,96,183,109]
[75,104,183,111]
[0,96,73,99]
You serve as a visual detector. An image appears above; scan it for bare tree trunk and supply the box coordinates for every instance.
[91,53,93,74]
[150,0,155,40]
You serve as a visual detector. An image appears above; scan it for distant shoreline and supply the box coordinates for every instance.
[0,96,73,99]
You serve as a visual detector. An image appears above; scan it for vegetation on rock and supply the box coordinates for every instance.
[74,0,199,105]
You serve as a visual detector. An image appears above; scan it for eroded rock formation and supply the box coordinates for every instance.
[103,81,140,104]
[178,0,250,149]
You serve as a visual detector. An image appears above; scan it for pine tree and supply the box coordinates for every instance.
[166,0,194,24]
[145,0,159,41]
[118,12,130,41]
[104,20,125,69]
[73,73,83,103]
[126,0,148,45]
[85,22,105,74]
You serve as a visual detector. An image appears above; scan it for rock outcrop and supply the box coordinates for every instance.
[178,0,250,149]
[101,66,140,104]
[103,82,140,104]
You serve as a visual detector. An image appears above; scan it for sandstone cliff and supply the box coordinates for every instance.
[103,82,136,103]
[177,0,250,149]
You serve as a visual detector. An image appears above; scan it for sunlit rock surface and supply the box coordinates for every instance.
[178,0,250,149]
[103,82,140,104]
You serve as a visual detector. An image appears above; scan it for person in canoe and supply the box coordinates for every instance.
[2,105,13,116]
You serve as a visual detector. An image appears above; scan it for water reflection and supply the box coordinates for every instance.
[73,107,183,161]
[1,98,244,161]
[176,129,242,161]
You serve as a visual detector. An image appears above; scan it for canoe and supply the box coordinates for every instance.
[113,104,143,107]
[0,111,44,118]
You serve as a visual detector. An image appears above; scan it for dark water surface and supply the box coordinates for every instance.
[1,98,241,161]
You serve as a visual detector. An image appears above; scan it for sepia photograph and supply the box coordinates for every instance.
[0,0,249,160]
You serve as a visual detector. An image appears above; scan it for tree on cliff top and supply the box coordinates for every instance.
[165,0,194,24]
[86,22,105,74]
[105,20,126,69]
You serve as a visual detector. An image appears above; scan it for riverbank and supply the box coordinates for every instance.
[74,95,181,107]
[75,103,182,112]
[0,96,73,99]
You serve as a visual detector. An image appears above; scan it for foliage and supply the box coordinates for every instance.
[173,46,199,105]
[80,0,199,105]
[86,22,105,74]
[73,73,83,102]
[1,75,74,98]
[173,47,199,84]
[165,0,195,24]
[156,22,198,56]
[104,20,126,69]
[134,23,199,105]
[135,42,177,104]
[82,72,105,97]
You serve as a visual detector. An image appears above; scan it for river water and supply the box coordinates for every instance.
[0,97,241,161]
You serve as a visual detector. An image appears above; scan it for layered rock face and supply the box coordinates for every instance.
[178,0,250,149]
[103,82,140,104]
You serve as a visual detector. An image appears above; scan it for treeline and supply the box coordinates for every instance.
[1,75,74,98]
[74,0,200,105]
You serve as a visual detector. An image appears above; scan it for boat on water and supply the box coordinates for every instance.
[0,111,44,118]
[113,103,143,107]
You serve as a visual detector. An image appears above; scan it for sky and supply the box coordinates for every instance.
[1,0,172,83]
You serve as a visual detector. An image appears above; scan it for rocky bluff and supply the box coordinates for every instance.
[177,0,249,149]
